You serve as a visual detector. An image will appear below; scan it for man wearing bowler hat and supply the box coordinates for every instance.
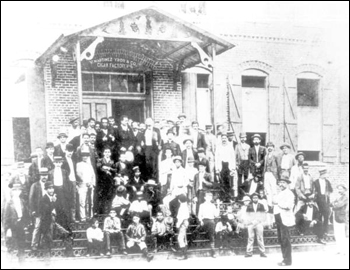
[273,172,295,266]
[42,142,55,171]
[248,134,266,182]
[54,131,69,158]
[162,128,182,159]
[236,132,251,198]
[314,168,333,240]
[278,143,296,181]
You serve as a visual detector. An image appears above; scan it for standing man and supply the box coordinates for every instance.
[108,116,118,130]
[182,138,199,168]
[162,129,182,160]
[67,116,80,143]
[116,115,136,157]
[28,147,44,184]
[42,142,55,171]
[8,162,31,204]
[204,124,216,178]
[96,117,116,159]
[295,163,315,212]
[29,168,49,250]
[69,125,87,152]
[86,118,97,135]
[54,131,68,158]
[273,172,295,266]
[314,168,333,240]
[263,142,279,212]
[198,192,220,258]
[215,133,236,202]
[236,132,251,198]
[248,134,266,182]
[245,193,267,258]
[191,121,207,151]
[290,152,305,193]
[278,143,296,180]
[176,194,190,260]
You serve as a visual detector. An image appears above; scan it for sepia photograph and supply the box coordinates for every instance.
[1,1,349,269]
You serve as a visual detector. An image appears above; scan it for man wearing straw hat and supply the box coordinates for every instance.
[278,142,296,181]
[273,172,295,266]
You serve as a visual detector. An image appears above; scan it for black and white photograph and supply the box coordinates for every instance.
[1,1,349,269]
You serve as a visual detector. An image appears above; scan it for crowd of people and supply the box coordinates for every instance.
[1,113,349,265]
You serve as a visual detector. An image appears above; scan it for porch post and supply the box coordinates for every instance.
[211,44,216,134]
[76,40,83,124]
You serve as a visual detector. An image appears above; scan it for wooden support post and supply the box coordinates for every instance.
[211,44,216,134]
[76,40,83,124]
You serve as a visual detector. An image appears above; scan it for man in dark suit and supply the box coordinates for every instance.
[116,115,137,157]
[197,148,210,173]
[48,157,74,230]
[96,117,116,159]
[182,138,199,169]
[3,184,31,263]
[193,160,214,214]
[248,134,266,180]
[295,195,324,244]
[161,129,181,160]
[54,132,68,158]
[314,168,333,239]
[69,125,88,152]
[28,147,44,184]
[140,118,161,180]
[191,121,207,151]
[245,193,267,258]
[41,142,55,171]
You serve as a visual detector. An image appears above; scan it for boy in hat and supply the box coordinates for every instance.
[278,143,296,181]
[295,163,315,212]
[170,156,188,196]
[86,218,104,257]
[314,168,333,239]
[54,131,68,158]
[198,192,220,258]
[245,193,267,258]
[236,132,251,199]
[3,184,30,262]
[29,168,49,250]
[215,133,236,202]
[48,156,74,229]
[103,209,128,256]
[272,172,295,266]
[76,151,96,221]
[128,166,146,201]
[151,211,176,252]
[295,194,324,243]
[248,134,266,182]
[197,148,210,173]
[111,185,131,218]
[193,160,214,215]
[42,142,55,171]
[9,161,31,204]
[263,142,279,212]
[126,214,153,262]
[215,213,233,252]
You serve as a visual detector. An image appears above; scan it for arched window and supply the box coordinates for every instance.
[297,72,321,107]
[241,69,268,88]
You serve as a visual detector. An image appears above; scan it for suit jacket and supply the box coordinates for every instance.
[29,181,45,216]
[249,146,266,176]
[198,158,211,173]
[193,172,213,197]
[246,202,266,213]
[48,168,74,211]
[62,155,77,178]
[295,174,315,200]
[162,141,182,158]
[28,158,42,184]
[132,130,144,147]
[332,194,348,224]
[141,127,161,152]
[314,179,333,206]
[69,135,81,152]
[39,194,56,233]
[116,125,137,151]
[277,153,296,173]
[41,155,55,171]
[3,198,30,231]
[96,128,116,154]
[263,152,279,180]
[54,144,66,158]
[193,131,207,150]
[182,148,199,168]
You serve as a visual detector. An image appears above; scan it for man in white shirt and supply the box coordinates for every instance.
[215,133,237,202]
[86,218,104,257]
[278,143,296,180]
[129,192,151,224]
[236,132,251,198]
[198,192,220,258]
[76,152,96,221]
[295,163,315,212]
[170,156,188,196]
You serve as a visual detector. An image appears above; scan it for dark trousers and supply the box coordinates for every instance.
[237,160,250,198]
[202,219,216,249]
[318,203,330,237]
[217,231,232,249]
[220,162,233,202]
[153,233,174,249]
[275,214,292,265]
[104,231,126,252]
[295,217,323,239]
[145,146,158,180]
[87,239,104,255]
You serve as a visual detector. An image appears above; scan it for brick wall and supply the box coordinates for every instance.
[152,60,182,121]
[43,53,79,143]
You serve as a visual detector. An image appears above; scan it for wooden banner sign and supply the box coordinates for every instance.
[82,49,157,71]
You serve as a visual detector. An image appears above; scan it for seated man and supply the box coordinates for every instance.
[126,214,154,262]
[129,191,151,226]
[151,212,176,252]
[86,218,104,257]
[144,179,161,217]
[103,209,128,256]
[215,214,233,252]
[295,195,325,244]
[110,185,131,218]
